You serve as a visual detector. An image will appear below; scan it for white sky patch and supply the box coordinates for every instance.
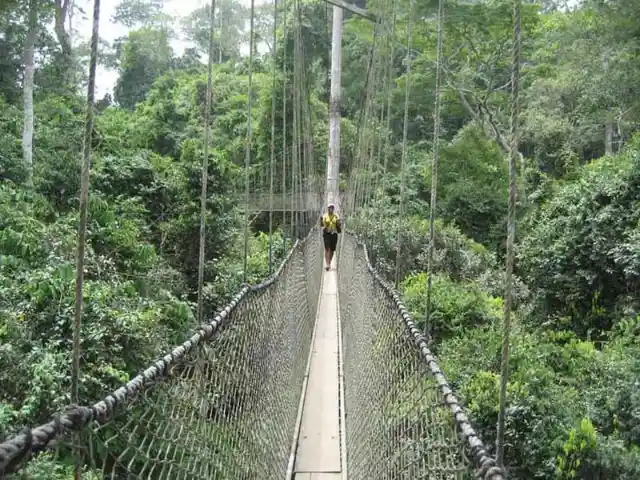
[73,0,270,97]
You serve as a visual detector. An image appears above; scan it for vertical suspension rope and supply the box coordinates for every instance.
[243,0,256,284]
[376,0,396,255]
[351,38,376,217]
[197,0,216,322]
[268,0,278,274]
[362,28,385,218]
[294,5,304,236]
[281,0,288,252]
[496,0,521,468]
[393,0,414,288]
[291,4,298,240]
[72,1,99,477]
[72,0,100,412]
[424,0,445,340]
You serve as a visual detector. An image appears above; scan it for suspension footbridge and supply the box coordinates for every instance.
[0,0,524,474]
[0,232,504,480]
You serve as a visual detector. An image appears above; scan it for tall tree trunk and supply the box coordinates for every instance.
[55,0,72,85]
[605,120,613,155]
[603,51,613,156]
[218,9,223,63]
[22,0,38,187]
[325,6,343,210]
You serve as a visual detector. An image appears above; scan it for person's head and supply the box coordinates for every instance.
[328,203,335,214]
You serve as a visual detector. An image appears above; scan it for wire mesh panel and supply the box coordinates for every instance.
[338,234,504,480]
[0,232,323,480]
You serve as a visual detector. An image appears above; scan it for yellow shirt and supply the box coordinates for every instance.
[322,213,340,234]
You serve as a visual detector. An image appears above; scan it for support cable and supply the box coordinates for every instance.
[424,0,445,341]
[72,0,100,476]
[243,0,256,283]
[393,0,414,288]
[72,0,100,413]
[268,0,278,274]
[282,0,288,252]
[197,0,216,322]
[496,0,521,469]
[291,1,299,240]
[375,0,396,258]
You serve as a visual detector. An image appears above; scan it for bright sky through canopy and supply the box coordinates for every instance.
[75,0,269,98]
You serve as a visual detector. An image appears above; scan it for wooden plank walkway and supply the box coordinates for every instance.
[292,262,344,480]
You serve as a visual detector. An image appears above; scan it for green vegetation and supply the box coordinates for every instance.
[1,0,640,478]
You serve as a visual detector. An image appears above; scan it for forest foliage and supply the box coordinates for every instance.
[1,0,640,478]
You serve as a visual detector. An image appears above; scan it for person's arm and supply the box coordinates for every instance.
[319,216,325,227]
[336,217,342,233]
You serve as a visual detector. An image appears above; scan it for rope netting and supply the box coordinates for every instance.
[338,234,504,480]
[0,233,323,479]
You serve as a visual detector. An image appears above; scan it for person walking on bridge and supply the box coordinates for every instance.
[320,203,341,271]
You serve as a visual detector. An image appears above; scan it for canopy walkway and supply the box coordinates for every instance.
[0,230,503,480]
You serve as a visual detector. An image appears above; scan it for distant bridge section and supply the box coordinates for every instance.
[245,192,323,212]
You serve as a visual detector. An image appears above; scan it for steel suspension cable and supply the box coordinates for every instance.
[375,0,396,256]
[358,28,385,243]
[368,3,393,216]
[496,0,521,468]
[362,26,387,212]
[294,3,304,236]
[351,35,377,216]
[291,0,312,236]
[393,0,414,288]
[72,0,100,477]
[291,2,299,239]
[243,0,256,283]
[345,25,379,220]
[197,0,216,322]
[282,0,288,252]
[268,0,278,274]
[424,0,445,341]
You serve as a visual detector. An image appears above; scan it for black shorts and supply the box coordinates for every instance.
[323,232,338,252]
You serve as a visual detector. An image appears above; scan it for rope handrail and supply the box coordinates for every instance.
[0,225,321,476]
[346,230,505,480]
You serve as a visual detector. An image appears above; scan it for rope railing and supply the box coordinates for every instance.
[338,233,505,480]
[0,229,323,478]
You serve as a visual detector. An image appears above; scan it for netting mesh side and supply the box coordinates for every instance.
[0,231,322,479]
[338,234,503,480]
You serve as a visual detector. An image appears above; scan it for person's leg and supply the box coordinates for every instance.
[323,233,331,270]
[328,234,338,267]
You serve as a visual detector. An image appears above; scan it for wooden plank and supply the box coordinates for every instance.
[294,269,342,473]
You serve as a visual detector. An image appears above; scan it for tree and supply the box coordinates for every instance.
[113,27,174,109]
[181,0,247,62]
[54,0,72,82]
[22,0,38,187]
[111,0,170,29]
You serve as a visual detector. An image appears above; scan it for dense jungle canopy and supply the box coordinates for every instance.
[0,0,639,478]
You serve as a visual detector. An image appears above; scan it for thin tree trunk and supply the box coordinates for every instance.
[22,0,38,187]
[326,6,342,210]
